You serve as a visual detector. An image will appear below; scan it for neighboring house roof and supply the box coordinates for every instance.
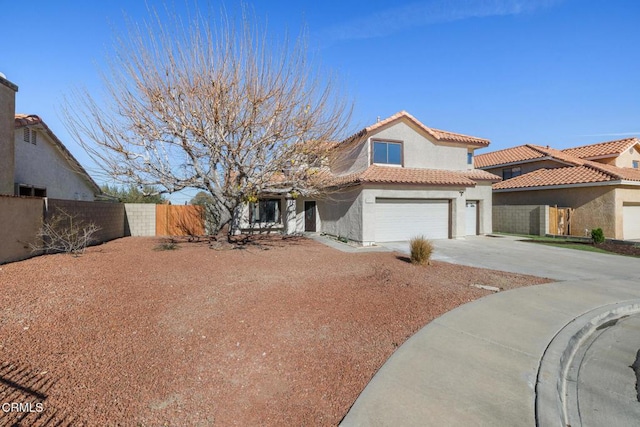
[15,114,101,194]
[561,137,640,159]
[492,158,640,191]
[478,138,640,191]
[474,144,581,168]
[341,111,490,147]
[334,165,500,187]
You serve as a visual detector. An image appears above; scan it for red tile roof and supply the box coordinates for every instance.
[14,114,43,128]
[473,144,584,169]
[335,165,500,187]
[14,114,101,194]
[341,111,490,147]
[562,138,640,159]
[474,145,546,168]
[493,166,613,189]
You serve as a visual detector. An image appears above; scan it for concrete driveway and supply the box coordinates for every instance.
[382,235,639,281]
[340,235,640,426]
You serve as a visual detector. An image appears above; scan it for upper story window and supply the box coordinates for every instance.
[633,160,639,169]
[502,167,522,180]
[467,152,473,165]
[23,128,37,145]
[372,141,402,165]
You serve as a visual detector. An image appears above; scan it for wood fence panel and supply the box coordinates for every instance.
[549,206,574,235]
[156,205,204,236]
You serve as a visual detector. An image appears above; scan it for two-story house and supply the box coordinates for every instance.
[475,139,640,240]
[13,114,100,200]
[240,111,500,244]
[0,74,100,201]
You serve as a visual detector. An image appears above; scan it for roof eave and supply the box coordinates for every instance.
[493,180,623,192]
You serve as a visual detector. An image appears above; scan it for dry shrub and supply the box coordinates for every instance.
[410,235,433,266]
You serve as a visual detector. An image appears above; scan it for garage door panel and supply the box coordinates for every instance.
[375,199,449,242]
[623,205,640,240]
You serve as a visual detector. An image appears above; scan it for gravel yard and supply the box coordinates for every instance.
[0,236,550,426]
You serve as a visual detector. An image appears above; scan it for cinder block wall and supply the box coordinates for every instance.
[47,199,125,242]
[124,204,156,236]
[493,205,548,236]
[0,195,44,264]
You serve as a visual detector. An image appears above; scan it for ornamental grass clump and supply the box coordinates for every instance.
[409,235,433,266]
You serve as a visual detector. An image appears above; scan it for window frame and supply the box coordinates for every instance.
[249,198,282,225]
[502,167,522,180]
[371,139,403,166]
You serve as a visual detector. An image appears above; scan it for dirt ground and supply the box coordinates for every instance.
[0,236,550,426]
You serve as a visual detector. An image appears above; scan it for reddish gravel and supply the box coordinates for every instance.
[0,236,550,426]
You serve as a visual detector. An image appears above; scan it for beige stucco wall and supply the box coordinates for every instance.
[0,195,43,264]
[332,141,369,175]
[613,145,640,168]
[317,187,364,242]
[371,121,471,170]
[494,185,618,238]
[0,77,17,195]
[14,127,96,200]
[334,120,480,176]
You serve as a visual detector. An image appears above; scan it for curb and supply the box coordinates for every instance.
[535,300,640,427]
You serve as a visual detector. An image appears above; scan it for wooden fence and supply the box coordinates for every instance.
[549,206,574,236]
[156,205,204,237]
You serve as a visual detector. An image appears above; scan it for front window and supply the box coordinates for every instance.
[633,160,639,169]
[467,152,473,165]
[502,167,522,180]
[250,199,281,224]
[373,141,402,165]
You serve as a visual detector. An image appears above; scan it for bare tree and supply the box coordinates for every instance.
[64,4,350,237]
[31,208,101,257]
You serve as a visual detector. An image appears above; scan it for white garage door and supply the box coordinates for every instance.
[375,198,449,242]
[623,205,640,239]
[466,201,478,236]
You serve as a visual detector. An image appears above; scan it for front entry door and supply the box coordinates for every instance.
[304,201,316,232]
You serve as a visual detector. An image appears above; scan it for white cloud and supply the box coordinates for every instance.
[319,0,564,44]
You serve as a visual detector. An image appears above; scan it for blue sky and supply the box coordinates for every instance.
[2,0,640,202]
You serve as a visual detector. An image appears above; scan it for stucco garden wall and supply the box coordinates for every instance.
[0,195,43,264]
[0,197,126,264]
[47,199,125,243]
[494,185,617,238]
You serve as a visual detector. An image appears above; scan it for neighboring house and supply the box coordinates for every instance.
[0,75,100,201]
[239,111,500,244]
[13,114,100,200]
[475,139,640,240]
